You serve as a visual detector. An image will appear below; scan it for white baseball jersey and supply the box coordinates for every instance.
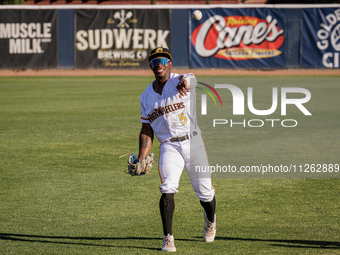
[140,73,200,143]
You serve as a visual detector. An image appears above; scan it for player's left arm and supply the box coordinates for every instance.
[138,123,154,162]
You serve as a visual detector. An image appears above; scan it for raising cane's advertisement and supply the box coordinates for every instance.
[190,8,285,69]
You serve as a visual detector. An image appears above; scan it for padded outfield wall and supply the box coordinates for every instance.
[0,4,340,69]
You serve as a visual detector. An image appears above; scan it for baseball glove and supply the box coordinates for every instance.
[127,153,154,176]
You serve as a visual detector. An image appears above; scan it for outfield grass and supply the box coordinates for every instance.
[0,76,339,254]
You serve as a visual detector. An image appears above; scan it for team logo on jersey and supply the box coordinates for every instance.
[148,102,185,123]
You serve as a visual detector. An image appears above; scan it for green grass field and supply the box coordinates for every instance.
[0,76,339,254]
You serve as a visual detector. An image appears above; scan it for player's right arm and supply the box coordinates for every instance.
[138,123,154,162]
[176,73,197,98]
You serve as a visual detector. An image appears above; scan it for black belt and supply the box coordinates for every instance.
[169,135,189,142]
[169,131,198,142]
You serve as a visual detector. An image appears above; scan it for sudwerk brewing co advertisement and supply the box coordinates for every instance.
[75,9,170,69]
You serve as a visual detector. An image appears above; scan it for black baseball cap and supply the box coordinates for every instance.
[148,47,172,62]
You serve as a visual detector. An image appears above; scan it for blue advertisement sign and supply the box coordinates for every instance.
[190,8,285,69]
[301,8,340,68]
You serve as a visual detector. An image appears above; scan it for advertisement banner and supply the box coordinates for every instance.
[75,9,170,69]
[190,8,285,69]
[301,8,340,68]
[0,10,57,69]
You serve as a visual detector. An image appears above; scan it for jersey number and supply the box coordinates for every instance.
[178,113,187,125]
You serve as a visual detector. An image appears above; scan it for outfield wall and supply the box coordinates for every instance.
[0,4,340,69]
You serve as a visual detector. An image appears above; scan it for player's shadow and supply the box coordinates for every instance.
[213,236,340,249]
[2,233,339,251]
[0,233,166,251]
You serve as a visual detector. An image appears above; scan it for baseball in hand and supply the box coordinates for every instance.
[192,10,202,21]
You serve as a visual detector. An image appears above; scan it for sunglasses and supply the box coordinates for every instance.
[150,58,170,67]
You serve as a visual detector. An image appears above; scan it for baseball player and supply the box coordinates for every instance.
[137,47,216,252]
